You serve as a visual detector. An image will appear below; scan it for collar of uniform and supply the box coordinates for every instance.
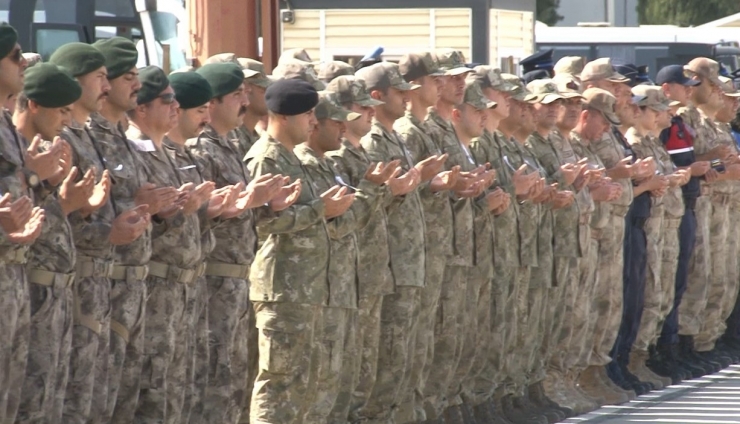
[371,118,404,148]
[294,143,322,166]
[68,118,86,131]
[201,124,234,150]
[262,133,302,166]
[88,112,126,137]
[527,130,549,146]
[339,137,367,160]
[426,108,452,132]
[162,136,185,154]
[404,109,424,128]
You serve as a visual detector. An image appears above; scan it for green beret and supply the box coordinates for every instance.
[49,43,106,77]
[136,66,169,105]
[196,63,243,98]
[169,72,213,109]
[93,37,138,80]
[0,23,18,59]
[23,63,82,108]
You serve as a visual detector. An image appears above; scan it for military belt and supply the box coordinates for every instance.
[148,261,204,285]
[27,268,75,289]
[76,256,114,278]
[710,192,731,206]
[110,264,149,281]
[205,261,250,280]
[2,247,28,265]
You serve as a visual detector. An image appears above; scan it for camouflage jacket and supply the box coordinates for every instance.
[186,125,258,266]
[570,131,611,230]
[127,127,202,269]
[590,128,634,210]
[361,119,426,287]
[230,124,259,159]
[326,139,393,297]
[0,112,32,257]
[87,113,152,266]
[394,109,454,259]
[245,134,330,305]
[693,110,736,195]
[470,130,521,267]
[60,119,116,260]
[295,143,383,309]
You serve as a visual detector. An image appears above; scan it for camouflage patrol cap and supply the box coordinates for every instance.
[582,87,620,125]
[398,51,444,82]
[436,48,473,76]
[631,85,669,111]
[462,80,497,110]
[719,75,740,97]
[278,48,313,65]
[326,75,384,107]
[471,66,517,92]
[204,53,261,79]
[552,74,584,97]
[684,57,722,86]
[22,52,41,68]
[317,60,354,83]
[355,62,420,92]
[315,91,361,122]
[526,79,565,104]
[237,58,272,88]
[501,73,538,102]
[581,58,629,83]
[553,56,585,78]
[272,58,326,90]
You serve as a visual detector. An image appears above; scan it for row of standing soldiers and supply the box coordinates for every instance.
[1,18,740,424]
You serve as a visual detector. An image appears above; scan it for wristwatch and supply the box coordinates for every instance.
[22,169,40,189]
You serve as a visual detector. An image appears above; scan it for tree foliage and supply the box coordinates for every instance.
[537,0,563,26]
[638,0,740,26]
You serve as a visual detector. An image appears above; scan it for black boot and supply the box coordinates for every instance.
[679,335,719,374]
[491,397,516,424]
[442,405,465,424]
[617,355,654,394]
[647,344,687,384]
[699,348,732,369]
[459,402,478,424]
[512,394,553,424]
[716,339,740,364]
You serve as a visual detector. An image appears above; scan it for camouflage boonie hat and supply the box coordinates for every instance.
[317,60,354,82]
[237,58,272,88]
[356,62,420,92]
[204,53,261,79]
[462,80,497,110]
[279,47,314,65]
[719,75,740,97]
[326,75,384,107]
[315,91,361,122]
[552,74,583,96]
[581,58,629,83]
[436,48,473,76]
[471,66,517,92]
[501,73,538,102]
[272,58,326,90]
[684,57,722,86]
[398,51,444,82]
[631,85,669,111]
[527,79,566,104]
[553,56,585,78]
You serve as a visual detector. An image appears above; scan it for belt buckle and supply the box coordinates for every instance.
[180,268,196,284]
[54,272,76,290]
[137,265,149,280]
[102,262,115,278]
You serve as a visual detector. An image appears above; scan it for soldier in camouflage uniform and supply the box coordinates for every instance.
[273,58,326,91]
[393,51,455,423]
[317,60,354,84]
[244,78,353,423]
[13,63,92,424]
[50,41,150,424]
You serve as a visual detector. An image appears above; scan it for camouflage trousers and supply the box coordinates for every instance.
[422,265,468,419]
[348,295,383,423]
[62,272,111,424]
[543,257,576,374]
[501,266,532,395]
[237,300,259,424]
[679,196,712,336]
[363,286,421,423]
[303,307,357,423]
[184,277,209,424]
[719,205,740,342]
[167,279,200,424]
[106,273,147,424]
[17,270,74,424]
[587,213,626,367]
[0,264,29,424]
[524,253,555,385]
[696,197,733,352]
[570,237,598,371]
[250,302,321,424]
[203,276,252,424]
[396,249,447,423]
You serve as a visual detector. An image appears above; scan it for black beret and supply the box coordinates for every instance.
[169,71,213,109]
[0,23,17,59]
[136,66,169,105]
[265,79,318,116]
[93,37,138,80]
[49,42,106,77]
[196,63,243,98]
[23,63,82,108]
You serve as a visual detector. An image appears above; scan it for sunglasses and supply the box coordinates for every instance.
[7,48,21,64]
[157,93,176,105]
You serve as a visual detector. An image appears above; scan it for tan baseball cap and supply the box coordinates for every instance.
[326,75,384,107]
[552,74,583,97]
[501,73,538,102]
[237,58,272,88]
[272,58,326,91]
[22,52,42,68]
[204,53,261,79]
[684,57,722,86]
[471,66,518,92]
[398,51,444,82]
[278,48,314,65]
[526,79,566,104]
[631,85,669,111]
[553,56,585,78]
[582,87,620,125]
[719,75,740,97]
[315,91,361,122]
[581,58,629,83]
[356,62,420,92]
[436,48,473,76]
[462,80,497,110]
[317,60,354,82]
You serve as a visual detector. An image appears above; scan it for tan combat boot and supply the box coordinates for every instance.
[628,350,672,389]
[577,365,630,405]
[543,370,593,415]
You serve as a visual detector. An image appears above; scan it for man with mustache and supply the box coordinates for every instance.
[50,41,150,424]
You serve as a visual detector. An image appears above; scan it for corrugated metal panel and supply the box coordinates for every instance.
[281,10,321,59]
[434,9,472,60]
[490,8,534,71]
